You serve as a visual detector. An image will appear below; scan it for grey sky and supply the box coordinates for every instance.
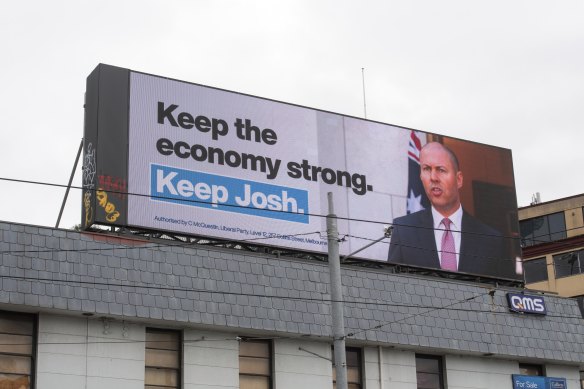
[1,0,583,229]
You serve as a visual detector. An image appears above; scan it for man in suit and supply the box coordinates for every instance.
[388,142,505,277]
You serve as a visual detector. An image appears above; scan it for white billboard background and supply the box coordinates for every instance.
[128,72,409,261]
[343,117,413,258]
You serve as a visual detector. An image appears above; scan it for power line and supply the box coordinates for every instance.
[4,176,583,271]
[0,274,580,320]
[346,234,519,265]
[0,179,513,266]
[346,292,486,338]
[3,230,580,271]
[7,175,583,266]
[0,230,325,255]
[4,176,583,245]
[0,176,389,227]
[0,223,517,270]
[1,235,518,269]
[0,337,235,347]
[0,176,534,242]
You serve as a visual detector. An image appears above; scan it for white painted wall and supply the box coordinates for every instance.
[37,314,145,389]
[37,314,88,388]
[446,355,522,389]
[446,356,581,389]
[183,329,239,389]
[383,348,417,389]
[85,318,145,389]
[34,314,582,389]
[546,364,581,389]
[364,347,382,389]
[274,339,333,389]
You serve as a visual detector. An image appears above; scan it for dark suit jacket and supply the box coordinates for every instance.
[387,209,506,277]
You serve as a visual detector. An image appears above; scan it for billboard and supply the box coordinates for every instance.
[83,64,521,280]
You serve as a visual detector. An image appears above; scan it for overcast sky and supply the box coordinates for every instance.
[0,0,583,230]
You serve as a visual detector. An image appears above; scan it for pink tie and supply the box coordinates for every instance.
[440,218,457,271]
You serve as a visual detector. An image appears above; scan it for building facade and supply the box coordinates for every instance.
[1,220,583,389]
[520,193,584,298]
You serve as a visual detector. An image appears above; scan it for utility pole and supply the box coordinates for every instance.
[327,192,348,389]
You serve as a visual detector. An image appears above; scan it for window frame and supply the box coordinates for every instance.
[519,363,544,376]
[145,327,182,389]
[238,338,273,389]
[553,250,584,278]
[332,347,362,389]
[523,257,549,283]
[415,354,445,389]
[0,310,37,389]
[520,212,567,247]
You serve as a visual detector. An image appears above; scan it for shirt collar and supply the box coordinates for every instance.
[431,205,463,231]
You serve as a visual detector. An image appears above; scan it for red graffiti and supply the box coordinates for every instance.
[98,175,127,200]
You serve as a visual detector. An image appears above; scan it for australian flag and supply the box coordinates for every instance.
[406,130,430,214]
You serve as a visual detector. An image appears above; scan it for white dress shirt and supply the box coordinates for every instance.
[431,205,463,269]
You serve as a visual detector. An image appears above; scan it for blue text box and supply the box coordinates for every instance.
[150,164,309,223]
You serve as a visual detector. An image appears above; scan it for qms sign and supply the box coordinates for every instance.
[507,293,547,315]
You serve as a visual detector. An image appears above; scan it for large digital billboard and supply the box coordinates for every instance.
[83,64,522,280]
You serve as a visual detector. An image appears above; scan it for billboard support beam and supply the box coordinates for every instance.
[56,138,83,228]
[327,192,348,389]
[340,226,392,263]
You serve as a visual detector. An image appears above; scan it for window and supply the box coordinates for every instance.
[332,347,362,389]
[0,311,35,389]
[554,250,584,278]
[579,370,583,389]
[416,354,444,389]
[523,257,548,283]
[145,328,181,389]
[519,363,544,376]
[520,212,566,247]
[239,339,272,389]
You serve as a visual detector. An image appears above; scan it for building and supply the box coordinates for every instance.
[519,193,584,298]
[0,220,583,388]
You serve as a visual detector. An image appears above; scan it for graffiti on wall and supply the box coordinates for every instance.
[96,189,121,222]
[82,143,96,227]
[98,175,127,200]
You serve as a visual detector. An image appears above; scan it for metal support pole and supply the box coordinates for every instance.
[56,139,83,228]
[362,67,367,119]
[327,192,348,389]
[340,226,392,263]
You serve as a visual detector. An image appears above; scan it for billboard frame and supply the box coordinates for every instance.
[83,63,522,283]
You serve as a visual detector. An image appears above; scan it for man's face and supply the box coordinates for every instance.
[419,143,463,217]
